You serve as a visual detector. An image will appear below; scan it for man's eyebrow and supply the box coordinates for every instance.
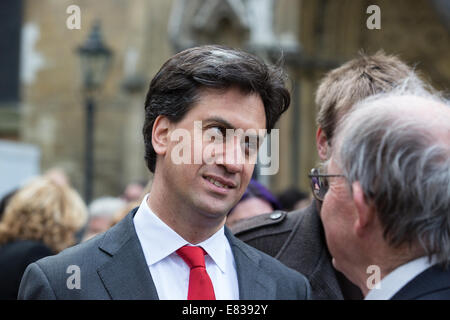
[203,117,266,142]
[203,117,235,129]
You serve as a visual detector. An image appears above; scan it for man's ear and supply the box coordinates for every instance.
[316,127,329,161]
[352,181,374,238]
[152,115,171,156]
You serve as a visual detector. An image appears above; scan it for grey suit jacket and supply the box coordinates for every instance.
[18,208,311,300]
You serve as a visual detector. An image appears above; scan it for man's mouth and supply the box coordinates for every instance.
[202,175,237,190]
[206,177,229,189]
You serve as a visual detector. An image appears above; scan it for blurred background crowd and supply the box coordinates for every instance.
[0,0,449,299]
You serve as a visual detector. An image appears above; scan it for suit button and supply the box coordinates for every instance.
[269,212,282,220]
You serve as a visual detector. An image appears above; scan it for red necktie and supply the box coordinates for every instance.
[176,245,216,300]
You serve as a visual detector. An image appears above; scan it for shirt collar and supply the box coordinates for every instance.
[133,194,228,273]
[364,255,436,300]
[196,225,228,273]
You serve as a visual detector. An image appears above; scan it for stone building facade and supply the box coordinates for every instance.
[1,0,448,201]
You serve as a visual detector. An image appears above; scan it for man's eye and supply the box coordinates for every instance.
[210,126,226,136]
[243,137,259,154]
[204,126,226,143]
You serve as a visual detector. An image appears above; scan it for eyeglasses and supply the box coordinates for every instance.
[308,168,345,202]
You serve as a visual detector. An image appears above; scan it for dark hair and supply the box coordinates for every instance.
[143,45,290,173]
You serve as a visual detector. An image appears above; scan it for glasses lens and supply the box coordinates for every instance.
[310,168,329,202]
[317,176,329,201]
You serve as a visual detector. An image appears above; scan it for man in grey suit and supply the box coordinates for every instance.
[232,52,428,299]
[19,45,310,300]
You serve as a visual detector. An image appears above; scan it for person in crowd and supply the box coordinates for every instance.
[44,167,71,187]
[110,201,140,227]
[82,196,127,241]
[277,187,310,211]
[226,179,281,228]
[321,89,450,299]
[0,176,87,299]
[233,51,430,299]
[19,45,310,300]
[112,180,151,227]
[121,180,147,203]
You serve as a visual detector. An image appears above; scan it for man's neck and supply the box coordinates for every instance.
[147,180,226,244]
[357,246,426,296]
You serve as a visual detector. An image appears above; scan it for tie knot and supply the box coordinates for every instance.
[176,245,207,269]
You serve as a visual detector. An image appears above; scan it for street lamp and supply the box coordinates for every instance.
[77,21,112,204]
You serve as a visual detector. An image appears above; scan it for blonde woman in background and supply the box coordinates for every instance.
[0,176,87,299]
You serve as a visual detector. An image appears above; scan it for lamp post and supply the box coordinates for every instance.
[77,21,112,204]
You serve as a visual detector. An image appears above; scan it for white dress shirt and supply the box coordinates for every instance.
[365,256,436,300]
[133,194,239,300]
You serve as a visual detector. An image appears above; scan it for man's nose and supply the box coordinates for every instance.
[221,137,244,174]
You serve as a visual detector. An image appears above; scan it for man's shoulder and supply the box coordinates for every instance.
[234,209,307,235]
[230,205,313,257]
[231,210,287,235]
[34,209,136,272]
[18,211,144,300]
[231,205,314,237]
[392,264,450,300]
[18,230,120,299]
[33,232,107,274]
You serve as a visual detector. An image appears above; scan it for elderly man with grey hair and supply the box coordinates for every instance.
[318,88,450,299]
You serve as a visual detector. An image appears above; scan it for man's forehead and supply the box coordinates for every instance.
[190,88,266,125]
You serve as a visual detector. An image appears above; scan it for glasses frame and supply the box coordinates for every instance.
[308,168,345,202]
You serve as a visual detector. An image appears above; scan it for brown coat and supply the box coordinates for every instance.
[231,201,363,300]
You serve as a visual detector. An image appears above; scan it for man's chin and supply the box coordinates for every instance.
[195,202,232,220]
[202,207,230,219]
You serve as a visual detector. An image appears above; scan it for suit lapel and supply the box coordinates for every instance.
[97,209,159,300]
[225,227,276,299]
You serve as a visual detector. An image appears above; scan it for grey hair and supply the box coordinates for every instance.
[88,197,126,219]
[332,82,450,266]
